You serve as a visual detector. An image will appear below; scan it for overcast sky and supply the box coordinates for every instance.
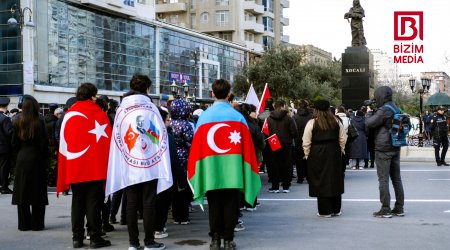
[284,0,450,77]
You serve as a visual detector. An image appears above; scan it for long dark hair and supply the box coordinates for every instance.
[313,109,338,131]
[13,95,41,141]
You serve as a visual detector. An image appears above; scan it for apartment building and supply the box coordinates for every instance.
[370,49,399,87]
[155,0,290,53]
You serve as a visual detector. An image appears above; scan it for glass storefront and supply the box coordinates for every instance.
[0,0,23,95]
[33,0,248,97]
[37,0,156,93]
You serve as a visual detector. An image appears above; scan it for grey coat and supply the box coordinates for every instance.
[365,86,400,152]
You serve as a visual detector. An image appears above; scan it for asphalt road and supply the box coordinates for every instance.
[0,161,449,250]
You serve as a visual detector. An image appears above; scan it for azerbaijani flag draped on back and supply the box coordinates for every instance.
[187,101,261,205]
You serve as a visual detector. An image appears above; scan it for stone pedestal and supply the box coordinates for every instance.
[341,46,374,110]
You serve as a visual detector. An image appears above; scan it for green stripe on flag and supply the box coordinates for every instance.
[189,154,261,205]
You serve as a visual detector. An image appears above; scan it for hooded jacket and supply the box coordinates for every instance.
[267,109,298,145]
[365,86,400,152]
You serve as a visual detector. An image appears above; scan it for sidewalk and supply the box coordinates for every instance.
[400,146,436,162]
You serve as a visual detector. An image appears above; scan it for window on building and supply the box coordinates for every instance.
[169,15,179,24]
[263,16,273,32]
[262,0,273,13]
[201,12,209,24]
[190,0,196,8]
[123,0,135,7]
[219,32,232,41]
[216,11,229,27]
[263,36,274,50]
[215,0,229,6]
[245,32,254,42]
[191,14,196,29]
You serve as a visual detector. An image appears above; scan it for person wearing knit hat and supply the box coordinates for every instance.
[303,99,347,217]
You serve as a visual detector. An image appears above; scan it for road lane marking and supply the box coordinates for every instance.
[259,198,450,202]
[444,210,450,213]
[428,179,450,181]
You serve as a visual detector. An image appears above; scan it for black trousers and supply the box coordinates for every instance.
[0,155,11,189]
[126,180,157,246]
[101,196,111,225]
[155,186,174,231]
[206,189,239,241]
[110,189,127,221]
[71,181,104,241]
[17,204,45,231]
[294,146,307,182]
[317,195,342,215]
[271,145,292,190]
[434,136,449,163]
[172,188,191,222]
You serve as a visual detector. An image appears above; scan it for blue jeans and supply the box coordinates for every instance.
[375,151,404,210]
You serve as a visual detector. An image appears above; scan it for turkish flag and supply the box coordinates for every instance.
[57,100,112,196]
[257,83,271,114]
[267,134,281,151]
[261,118,269,136]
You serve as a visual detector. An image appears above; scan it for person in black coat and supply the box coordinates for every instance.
[430,106,449,166]
[303,100,347,217]
[11,95,49,231]
[293,99,312,184]
[0,97,13,194]
[348,110,368,169]
[267,100,298,193]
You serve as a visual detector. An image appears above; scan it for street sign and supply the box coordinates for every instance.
[169,72,192,83]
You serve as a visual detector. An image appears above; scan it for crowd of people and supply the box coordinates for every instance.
[0,79,433,249]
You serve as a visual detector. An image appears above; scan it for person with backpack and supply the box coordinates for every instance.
[429,106,449,166]
[366,86,405,218]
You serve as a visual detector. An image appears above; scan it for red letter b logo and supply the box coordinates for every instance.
[394,11,423,41]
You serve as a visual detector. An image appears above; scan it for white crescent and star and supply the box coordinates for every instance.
[206,123,241,154]
[60,111,108,160]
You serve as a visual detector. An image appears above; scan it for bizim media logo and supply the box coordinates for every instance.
[393,11,424,63]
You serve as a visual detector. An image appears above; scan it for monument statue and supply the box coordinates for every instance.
[344,0,367,47]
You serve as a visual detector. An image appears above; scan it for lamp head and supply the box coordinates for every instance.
[7,17,18,27]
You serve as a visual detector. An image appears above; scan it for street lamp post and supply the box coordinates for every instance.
[170,80,178,98]
[7,4,35,29]
[409,77,431,147]
[183,81,189,100]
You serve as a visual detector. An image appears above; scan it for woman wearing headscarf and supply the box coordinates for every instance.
[11,95,49,231]
[169,99,194,224]
[303,100,347,217]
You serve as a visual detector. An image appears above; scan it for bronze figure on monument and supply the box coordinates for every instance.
[344,0,367,47]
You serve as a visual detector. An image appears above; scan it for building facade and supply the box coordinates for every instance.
[297,44,332,66]
[421,72,450,96]
[1,0,257,106]
[370,49,399,87]
[155,0,290,53]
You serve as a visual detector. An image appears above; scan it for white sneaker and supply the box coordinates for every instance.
[234,223,245,232]
[282,189,290,193]
[128,246,139,250]
[317,213,332,218]
[154,230,168,239]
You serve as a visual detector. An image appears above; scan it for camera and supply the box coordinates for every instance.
[363,99,375,106]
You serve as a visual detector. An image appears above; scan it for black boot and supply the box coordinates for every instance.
[441,161,449,166]
[224,240,237,250]
[210,233,220,250]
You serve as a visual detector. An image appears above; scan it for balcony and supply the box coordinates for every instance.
[281,35,290,43]
[280,0,290,8]
[244,20,264,33]
[156,2,188,13]
[281,16,289,26]
[245,41,264,53]
[243,1,264,14]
